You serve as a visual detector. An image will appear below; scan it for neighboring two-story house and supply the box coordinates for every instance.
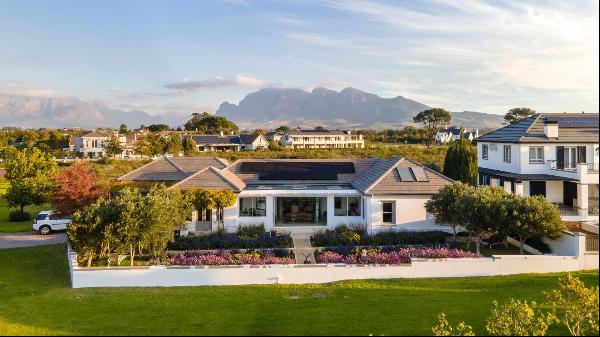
[435,128,479,143]
[280,129,364,149]
[475,113,599,221]
[74,130,138,159]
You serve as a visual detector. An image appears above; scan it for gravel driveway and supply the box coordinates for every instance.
[0,231,66,249]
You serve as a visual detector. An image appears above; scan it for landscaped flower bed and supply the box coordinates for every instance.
[311,226,450,247]
[167,249,295,266]
[315,246,480,265]
[168,227,293,250]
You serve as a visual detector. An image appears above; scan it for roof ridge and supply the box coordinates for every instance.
[210,167,246,192]
[215,157,230,167]
[117,158,159,181]
[403,157,455,183]
[363,157,404,193]
[522,113,543,141]
[163,156,185,174]
[168,167,210,190]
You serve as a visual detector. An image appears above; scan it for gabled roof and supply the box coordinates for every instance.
[191,135,241,145]
[117,157,228,181]
[119,157,453,196]
[239,133,264,144]
[169,166,246,192]
[351,157,453,194]
[476,113,599,143]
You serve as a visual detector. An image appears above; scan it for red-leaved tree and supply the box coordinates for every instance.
[52,161,106,215]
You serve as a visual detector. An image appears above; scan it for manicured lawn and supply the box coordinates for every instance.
[0,178,50,233]
[0,244,597,336]
[0,197,50,233]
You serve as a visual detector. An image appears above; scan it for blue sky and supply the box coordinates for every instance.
[0,0,598,115]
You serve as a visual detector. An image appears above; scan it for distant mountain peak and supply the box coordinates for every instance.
[216,86,503,130]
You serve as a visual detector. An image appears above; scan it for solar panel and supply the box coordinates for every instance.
[397,167,415,182]
[240,162,355,180]
[411,166,429,182]
[544,117,599,128]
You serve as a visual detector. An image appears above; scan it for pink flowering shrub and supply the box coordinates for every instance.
[168,250,294,266]
[315,246,480,265]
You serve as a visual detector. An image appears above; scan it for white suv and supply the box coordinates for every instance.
[33,211,71,235]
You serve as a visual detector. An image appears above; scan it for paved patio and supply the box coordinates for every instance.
[291,233,315,264]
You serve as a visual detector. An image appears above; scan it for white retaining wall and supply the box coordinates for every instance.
[68,246,599,288]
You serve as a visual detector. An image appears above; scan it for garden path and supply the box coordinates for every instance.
[291,233,316,264]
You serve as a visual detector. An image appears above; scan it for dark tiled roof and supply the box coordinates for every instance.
[119,157,453,195]
[239,134,260,144]
[364,158,454,195]
[191,135,241,145]
[170,167,246,192]
[117,157,228,181]
[476,113,599,143]
[479,167,577,182]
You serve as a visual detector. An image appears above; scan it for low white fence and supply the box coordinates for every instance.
[67,245,599,288]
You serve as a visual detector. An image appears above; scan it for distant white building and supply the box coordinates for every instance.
[280,129,364,149]
[435,128,479,143]
[74,130,138,159]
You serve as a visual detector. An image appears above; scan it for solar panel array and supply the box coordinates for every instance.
[396,166,429,182]
[240,162,355,180]
[544,117,599,128]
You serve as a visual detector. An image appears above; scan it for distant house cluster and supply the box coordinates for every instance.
[435,128,479,143]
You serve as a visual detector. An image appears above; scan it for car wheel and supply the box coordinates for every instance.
[39,225,51,235]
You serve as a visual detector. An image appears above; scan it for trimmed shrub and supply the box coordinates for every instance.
[168,249,295,266]
[9,210,31,222]
[311,229,450,247]
[237,224,266,238]
[168,231,293,250]
[315,245,480,265]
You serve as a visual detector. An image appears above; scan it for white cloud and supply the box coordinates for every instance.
[163,74,263,92]
[0,82,67,97]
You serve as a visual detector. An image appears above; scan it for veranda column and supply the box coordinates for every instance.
[577,184,589,217]
[514,181,524,196]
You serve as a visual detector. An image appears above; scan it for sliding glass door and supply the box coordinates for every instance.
[275,197,327,226]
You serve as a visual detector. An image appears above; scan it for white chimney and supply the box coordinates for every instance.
[219,130,224,137]
[543,120,558,138]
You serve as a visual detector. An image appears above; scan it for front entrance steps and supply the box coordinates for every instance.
[290,232,316,264]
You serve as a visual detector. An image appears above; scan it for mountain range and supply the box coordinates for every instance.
[0,94,189,129]
[0,87,505,130]
[217,87,504,130]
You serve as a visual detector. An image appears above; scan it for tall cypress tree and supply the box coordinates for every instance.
[443,131,478,185]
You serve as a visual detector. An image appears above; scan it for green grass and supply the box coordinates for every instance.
[0,244,597,336]
[0,178,51,233]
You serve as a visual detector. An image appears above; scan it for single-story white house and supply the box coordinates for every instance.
[118,156,454,234]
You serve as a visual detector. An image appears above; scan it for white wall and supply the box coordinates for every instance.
[69,252,597,288]
[367,195,446,233]
[478,142,520,173]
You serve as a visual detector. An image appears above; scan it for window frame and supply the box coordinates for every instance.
[238,197,267,217]
[529,146,544,164]
[481,144,489,160]
[334,196,362,217]
[503,145,512,163]
[381,201,395,224]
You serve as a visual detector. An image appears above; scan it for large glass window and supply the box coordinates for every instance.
[382,201,395,224]
[529,146,544,164]
[503,145,511,163]
[482,144,488,160]
[239,197,266,217]
[334,197,361,216]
